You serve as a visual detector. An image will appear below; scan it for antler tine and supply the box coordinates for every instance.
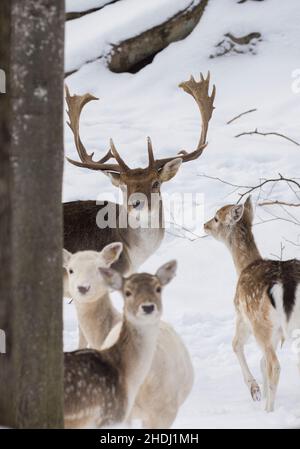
[153,72,215,171]
[110,139,130,172]
[65,85,122,173]
[65,85,98,164]
[147,137,155,168]
[180,71,216,148]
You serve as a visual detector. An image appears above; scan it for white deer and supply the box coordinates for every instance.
[63,242,123,349]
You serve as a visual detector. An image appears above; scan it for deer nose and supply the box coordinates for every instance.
[78,285,90,295]
[204,221,209,231]
[142,304,155,314]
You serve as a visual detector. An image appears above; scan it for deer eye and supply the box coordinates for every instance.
[214,217,219,223]
[125,290,132,297]
[156,286,161,294]
[69,268,74,274]
[152,181,160,190]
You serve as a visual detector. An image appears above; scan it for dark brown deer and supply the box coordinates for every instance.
[64,73,215,275]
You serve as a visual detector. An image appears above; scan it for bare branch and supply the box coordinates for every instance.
[198,173,300,203]
[235,128,300,146]
[227,108,257,125]
[259,200,300,207]
[198,173,252,189]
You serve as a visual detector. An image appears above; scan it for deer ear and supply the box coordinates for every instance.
[230,204,244,223]
[63,249,72,268]
[99,267,123,290]
[159,158,182,182]
[156,260,177,286]
[101,242,123,267]
[104,172,121,187]
[244,195,254,222]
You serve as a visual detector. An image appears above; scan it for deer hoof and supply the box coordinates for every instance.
[250,383,261,402]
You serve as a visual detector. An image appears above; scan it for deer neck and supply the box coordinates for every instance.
[74,293,119,350]
[115,318,159,416]
[118,201,165,272]
[227,223,262,275]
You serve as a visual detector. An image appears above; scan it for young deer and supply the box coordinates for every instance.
[64,246,193,428]
[102,317,194,429]
[204,196,300,412]
[64,74,215,276]
[64,261,177,429]
[63,242,123,349]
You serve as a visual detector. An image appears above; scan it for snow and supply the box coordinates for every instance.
[64,0,300,428]
[65,0,197,72]
[66,0,114,13]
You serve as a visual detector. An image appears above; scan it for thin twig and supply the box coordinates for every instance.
[227,108,257,124]
[199,173,300,204]
[198,173,252,189]
[283,237,300,247]
[235,128,300,146]
[259,200,300,207]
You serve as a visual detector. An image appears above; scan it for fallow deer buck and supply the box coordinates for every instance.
[64,247,193,428]
[64,260,177,429]
[64,73,215,276]
[204,196,300,412]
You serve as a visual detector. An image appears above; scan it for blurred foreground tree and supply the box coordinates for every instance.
[0,0,65,428]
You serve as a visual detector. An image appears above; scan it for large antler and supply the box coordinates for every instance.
[65,73,215,175]
[153,72,216,170]
[65,85,129,173]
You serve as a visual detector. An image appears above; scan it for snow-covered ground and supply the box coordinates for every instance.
[64,0,300,428]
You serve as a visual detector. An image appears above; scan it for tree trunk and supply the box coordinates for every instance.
[0,0,64,429]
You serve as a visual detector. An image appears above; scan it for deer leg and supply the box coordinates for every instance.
[260,330,281,400]
[262,346,280,412]
[260,357,267,399]
[232,315,261,401]
[256,328,281,412]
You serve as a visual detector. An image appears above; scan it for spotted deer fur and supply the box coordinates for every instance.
[204,196,300,412]
[64,248,193,428]
[64,261,177,428]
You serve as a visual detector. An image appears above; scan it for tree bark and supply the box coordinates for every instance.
[0,0,64,429]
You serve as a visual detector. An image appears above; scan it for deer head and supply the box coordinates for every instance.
[99,260,177,325]
[204,196,254,243]
[65,73,215,218]
[63,242,123,303]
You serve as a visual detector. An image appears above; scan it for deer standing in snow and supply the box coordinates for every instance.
[64,73,215,276]
[204,196,300,412]
[64,248,193,428]
[64,261,177,429]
